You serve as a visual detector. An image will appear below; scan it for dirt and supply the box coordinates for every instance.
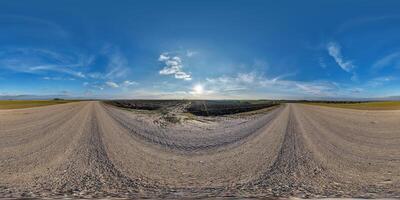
[1,101,400,198]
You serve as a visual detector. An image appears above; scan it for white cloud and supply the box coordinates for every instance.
[122,80,138,87]
[204,72,341,97]
[350,88,363,94]
[295,83,333,96]
[159,53,192,81]
[83,82,104,90]
[123,89,190,99]
[174,71,191,80]
[105,81,119,88]
[327,42,355,72]
[75,72,86,78]
[237,72,256,83]
[158,53,170,61]
[130,71,363,99]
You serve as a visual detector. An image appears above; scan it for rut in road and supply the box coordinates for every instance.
[244,105,346,197]
[102,102,285,152]
[35,103,139,195]
[1,101,400,198]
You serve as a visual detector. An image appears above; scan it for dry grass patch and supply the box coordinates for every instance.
[0,100,77,109]
[306,101,400,110]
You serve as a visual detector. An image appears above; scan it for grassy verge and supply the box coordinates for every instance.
[0,100,78,109]
[306,101,400,110]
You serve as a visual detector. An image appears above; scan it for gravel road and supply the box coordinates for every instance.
[1,101,399,198]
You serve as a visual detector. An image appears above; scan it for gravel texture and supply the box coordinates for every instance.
[0,101,399,198]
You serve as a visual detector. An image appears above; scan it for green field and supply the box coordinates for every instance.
[0,100,77,109]
[307,101,400,110]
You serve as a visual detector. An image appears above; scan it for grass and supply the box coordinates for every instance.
[0,100,78,109]
[306,101,400,110]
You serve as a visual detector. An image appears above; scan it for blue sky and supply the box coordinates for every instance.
[1,0,400,99]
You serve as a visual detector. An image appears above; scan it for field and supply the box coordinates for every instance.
[187,100,278,116]
[306,101,400,110]
[0,100,77,109]
[105,100,184,111]
[1,100,400,198]
[106,99,279,116]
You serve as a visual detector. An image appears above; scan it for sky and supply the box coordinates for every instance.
[1,0,400,99]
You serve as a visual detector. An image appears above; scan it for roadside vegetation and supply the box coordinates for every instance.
[305,101,400,110]
[0,99,77,109]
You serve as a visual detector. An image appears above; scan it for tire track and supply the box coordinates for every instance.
[2,102,400,198]
[33,102,140,197]
[102,103,284,153]
[244,104,341,197]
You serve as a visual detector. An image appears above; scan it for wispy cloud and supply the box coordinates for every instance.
[186,50,198,57]
[124,71,358,99]
[80,45,131,82]
[372,51,400,69]
[158,53,192,81]
[82,81,104,91]
[0,15,69,38]
[122,89,190,99]
[318,57,327,68]
[105,81,119,88]
[85,79,138,91]
[43,76,76,81]
[205,75,248,93]
[327,42,355,72]
[0,47,92,78]
[336,15,400,34]
[122,80,138,87]
[367,76,396,87]
[104,50,130,79]
[349,88,363,94]
[294,82,334,96]
[204,72,337,97]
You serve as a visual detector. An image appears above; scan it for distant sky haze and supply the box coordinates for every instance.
[1,0,400,99]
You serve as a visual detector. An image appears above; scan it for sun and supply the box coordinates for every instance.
[193,84,204,95]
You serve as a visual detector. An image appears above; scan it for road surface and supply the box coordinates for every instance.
[0,101,399,198]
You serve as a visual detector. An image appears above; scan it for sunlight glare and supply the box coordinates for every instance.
[193,84,204,95]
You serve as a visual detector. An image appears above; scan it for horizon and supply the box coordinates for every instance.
[3,94,400,102]
[1,0,400,99]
